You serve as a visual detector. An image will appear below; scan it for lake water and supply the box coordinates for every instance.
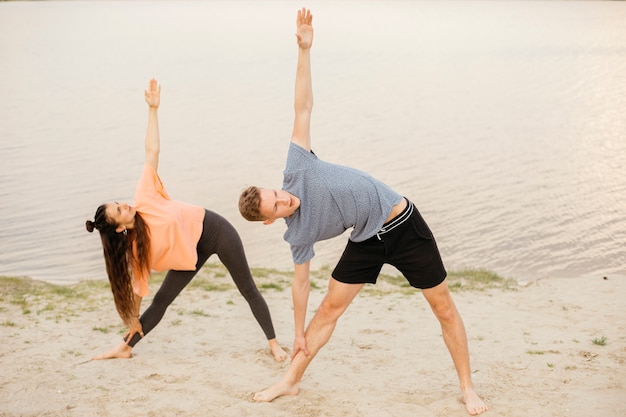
[1,1,624,285]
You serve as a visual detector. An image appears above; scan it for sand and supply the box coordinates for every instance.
[0,265,624,417]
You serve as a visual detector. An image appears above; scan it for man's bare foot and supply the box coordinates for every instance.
[462,387,488,415]
[252,380,299,402]
[92,341,132,360]
[268,339,288,362]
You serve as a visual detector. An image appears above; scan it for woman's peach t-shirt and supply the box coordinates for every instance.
[131,164,205,297]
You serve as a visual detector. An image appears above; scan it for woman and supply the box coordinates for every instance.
[86,79,286,362]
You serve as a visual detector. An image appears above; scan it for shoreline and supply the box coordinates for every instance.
[1,265,624,416]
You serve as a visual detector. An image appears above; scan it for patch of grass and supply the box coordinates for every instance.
[0,276,112,323]
[0,265,513,329]
[0,276,50,296]
[252,266,293,290]
[50,285,77,297]
[63,349,81,358]
[80,279,112,290]
[446,268,517,292]
[250,265,291,278]
[592,336,607,346]
[259,282,284,291]
[379,273,411,288]
[309,267,332,290]
[37,303,55,314]
[356,267,516,296]
[92,326,112,334]
[181,264,237,292]
[191,309,210,317]
[213,270,227,279]
[526,350,545,355]
[308,278,325,291]
[189,280,233,292]
[194,265,514,296]
[358,273,415,296]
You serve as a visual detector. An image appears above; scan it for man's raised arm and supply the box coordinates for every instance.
[291,8,314,152]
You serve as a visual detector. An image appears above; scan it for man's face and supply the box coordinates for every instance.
[258,188,300,222]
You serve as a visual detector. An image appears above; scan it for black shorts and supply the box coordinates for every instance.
[332,199,447,290]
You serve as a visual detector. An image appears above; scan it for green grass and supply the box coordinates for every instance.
[190,309,210,317]
[92,326,113,334]
[592,336,607,346]
[0,275,109,320]
[0,266,514,326]
[259,282,285,291]
[446,268,517,292]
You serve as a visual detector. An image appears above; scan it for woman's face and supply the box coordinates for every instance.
[105,202,136,231]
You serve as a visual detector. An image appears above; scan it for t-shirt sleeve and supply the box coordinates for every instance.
[284,143,318,265]
[285,142,316,173]
[135,164,171,201]
[290,243,315,265]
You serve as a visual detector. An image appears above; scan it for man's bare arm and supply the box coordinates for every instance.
[291,8,314,152]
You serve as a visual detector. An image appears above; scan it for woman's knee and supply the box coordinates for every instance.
[151,291,175,310]
[238,284,262,302]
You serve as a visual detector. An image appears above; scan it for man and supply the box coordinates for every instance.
[238,8,488,416]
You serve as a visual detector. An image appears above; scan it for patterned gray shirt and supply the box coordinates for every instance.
[283,143,402,264]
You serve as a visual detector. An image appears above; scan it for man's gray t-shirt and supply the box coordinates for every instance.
[283,143,402,265]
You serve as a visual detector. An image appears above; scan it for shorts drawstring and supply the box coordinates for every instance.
[376,199,414,240]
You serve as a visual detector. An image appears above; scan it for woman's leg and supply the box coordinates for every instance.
[94,260,208,358]
[210,214,275,338]
[126,267,202,347]
[205,210,286,360]
[121,210,283,359]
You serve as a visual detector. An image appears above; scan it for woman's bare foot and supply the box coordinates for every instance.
[268,339,288,362]
[462,387,488,415]
[92,341,132,360]
[252,379,299,402]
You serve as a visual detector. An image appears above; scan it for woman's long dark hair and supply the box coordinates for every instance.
[86,204,151,326]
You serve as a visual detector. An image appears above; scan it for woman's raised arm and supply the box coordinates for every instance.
[144,79,161,171]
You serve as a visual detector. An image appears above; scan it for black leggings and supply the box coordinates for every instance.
[127,209,276,347]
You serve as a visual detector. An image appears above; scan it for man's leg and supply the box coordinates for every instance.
[253,279,364,402]
[421,279,488,415]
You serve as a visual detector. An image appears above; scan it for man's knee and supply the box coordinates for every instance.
[317,296,348,322]
[430,300,458,323]
[316,279,362,322]
[424,286,459,323]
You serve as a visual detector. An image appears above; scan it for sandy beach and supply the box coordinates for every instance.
[1,265,624,417]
